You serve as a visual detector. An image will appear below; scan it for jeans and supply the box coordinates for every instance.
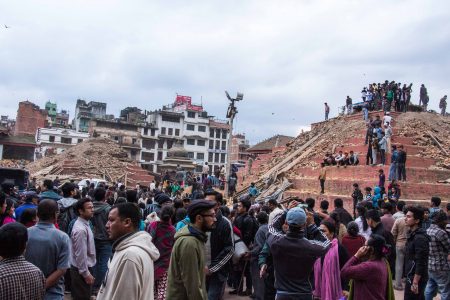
[425,270,450,300]
[319,179,325,193]
[405,279,427,300]
[363,108,368,121]
[251,259,265,300]
[206,272,226,300]
[380,149,386,165]
[395,246,406,288]
[71,266,93,300]
[441,107,446,116]
[389,163,398,181]
[93,240,112,290]
[398,163,406,181]
[372,148,377,165]
[325,111,329,120]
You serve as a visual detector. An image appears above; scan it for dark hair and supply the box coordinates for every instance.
[305,198,315,209]
[43,179,53,190]
[367,234,388,259]
[173,199,183,209]
[347,221,359,237]
[447,202,450,211]
[334,198,343,208]
[19,208,37,225]
[0,223,28,258]
[37,199,58,221]
[61,182,76,198]
[193,192,204,200]
[204,189,218,198]
[160,205,175,223]
[396,200,406,212]
[431,197,441,207]
[216,193,224,206]
[432,210,447,224]
[382,202,393,213]
[256,211,268,224]
[406,205,424,224]
[320,200,329,210]
[175,208,187,223]
[4,198,14,215]
[112,202,141,229]
[93,187,106,202]
[239,199,251,211]
[220,205,230,218]
[268,199,278,206]
[353,183,359,188]
[366,209,381,223]
[126,190,138,203]
[321,220,336,236]
[329,212,341,236]
[75,198,93,213]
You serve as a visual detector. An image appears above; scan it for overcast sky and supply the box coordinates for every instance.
[1,0,449,144]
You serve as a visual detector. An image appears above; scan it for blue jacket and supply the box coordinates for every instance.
[39,190,62,201]
[372,186,382,208]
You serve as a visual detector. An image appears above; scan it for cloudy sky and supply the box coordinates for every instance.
[1,0,449,144]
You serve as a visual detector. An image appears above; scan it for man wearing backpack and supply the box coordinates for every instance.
[90,187,112,294]
[57,183,78,234]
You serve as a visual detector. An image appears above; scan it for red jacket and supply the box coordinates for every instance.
[342,234,366,258]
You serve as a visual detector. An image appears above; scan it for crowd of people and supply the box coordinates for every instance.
[0,174,449,300]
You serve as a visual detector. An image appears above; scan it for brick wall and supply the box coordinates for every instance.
[14,101,48,136]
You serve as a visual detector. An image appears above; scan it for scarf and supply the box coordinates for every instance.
[347,258,395,300]
[314,238,342,299]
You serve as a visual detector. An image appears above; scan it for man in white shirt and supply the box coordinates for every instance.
[383,112,392,126]
[385,122,393,154]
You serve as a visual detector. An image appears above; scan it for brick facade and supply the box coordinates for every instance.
[14,101,48,136]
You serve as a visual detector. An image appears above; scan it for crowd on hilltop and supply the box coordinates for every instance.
[1,167,449,300]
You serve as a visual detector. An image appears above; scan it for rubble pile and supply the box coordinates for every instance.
[395,113,450,169]
[27,138,132,182]
[0,159,30,169]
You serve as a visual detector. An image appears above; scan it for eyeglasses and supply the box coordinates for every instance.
[201,213,216,218]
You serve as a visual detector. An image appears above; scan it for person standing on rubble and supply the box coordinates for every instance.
[346,96,353,115]
[419,84,427,107]
[439,95,447,116]
[324,102,330,120]
[397,145,407,182]
[318,163,327,194]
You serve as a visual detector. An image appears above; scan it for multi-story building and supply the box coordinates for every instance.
[74,99,110,132]
[55,110,70,127]
[14,101,48,136]
[141,95,230,174]
[45,101,57,124]
[35,127,90,159]
[230,133,251,165]
[0,116,15,132]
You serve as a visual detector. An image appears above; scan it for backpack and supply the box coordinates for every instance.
[57,204,78,233]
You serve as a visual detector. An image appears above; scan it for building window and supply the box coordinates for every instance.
[197,152,205,160]
[132,138,137,144]
[209,140,214,149]
[214,153,220,163]
[198,125,206,132]
[142,152,155,161]
[167,140,173,149]
[215,140,220,149]
[77,139,83,143]
[162,115,181,123]
[209,129,214,138]
[175,129,180,136]
[61,137,72,144]
[168,128,173,135]
[114,136,119,141]
[151,129,156,136]
[49,135,55,142]
[143,128,148,135]
[216,129,220,138]
[157,151,163,160]
[187,139,195,145]
[222,130,227,139]
[208,152,214,162]
[221,141,227,150]
[187,111,196,118]
[221,153,226,163]
[197,140,205,146]
[195,165,203,173]
[186,124,195,131]
[187,152,194,159]
[143,139,156,149]
[161,127,166,135]
[158,140,164,149]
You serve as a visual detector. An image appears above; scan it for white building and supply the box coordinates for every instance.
[140,95,230,174]
[35,127,90,159]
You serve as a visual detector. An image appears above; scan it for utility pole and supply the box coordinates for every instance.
[224,91,243,199]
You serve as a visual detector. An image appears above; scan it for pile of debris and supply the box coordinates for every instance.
[27,138,132,182]
[395,113,450,169]
[0,159,30,169]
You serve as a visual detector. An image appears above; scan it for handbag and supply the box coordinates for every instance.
[232,233,249,264]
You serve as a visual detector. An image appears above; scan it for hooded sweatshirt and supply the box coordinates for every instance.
[97,231,160,300]
[40,190,62,201]
[372,187,382,208]
[166,225,208,300]
[91,201,111,241]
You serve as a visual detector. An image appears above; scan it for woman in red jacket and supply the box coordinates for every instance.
[342,221,366,257]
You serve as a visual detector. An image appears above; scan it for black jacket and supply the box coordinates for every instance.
[266,212,330,295]
[208,210,234,279]
[234,213,258,247]
[405,227,430,282]
[92,201,111,241]
[332,208,353,226]
[397,150,407,164]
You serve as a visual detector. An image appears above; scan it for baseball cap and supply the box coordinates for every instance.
[286,207,306,226]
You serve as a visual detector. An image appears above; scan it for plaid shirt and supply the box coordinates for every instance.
[427,224,450,271]
[0,256,45,300]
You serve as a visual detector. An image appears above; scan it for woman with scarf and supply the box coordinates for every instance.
[147,205,176,300]
[341,234,395,300]
[0,198,16,226]
[314,220,349,299]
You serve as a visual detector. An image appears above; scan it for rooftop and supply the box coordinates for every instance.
[247,134,294,152]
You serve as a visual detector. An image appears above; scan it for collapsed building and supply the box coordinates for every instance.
[235,111,450,211]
